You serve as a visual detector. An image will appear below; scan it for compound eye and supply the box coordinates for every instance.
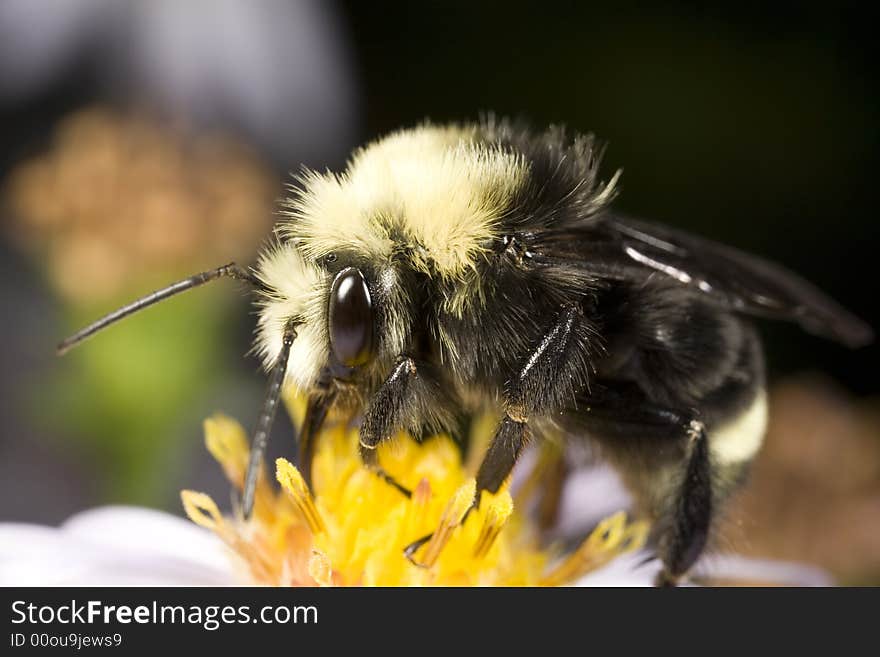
[328,267,375,367]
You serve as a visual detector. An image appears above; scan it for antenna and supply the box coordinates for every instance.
[57,263,259,355]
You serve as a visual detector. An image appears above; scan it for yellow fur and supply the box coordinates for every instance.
[254,242,327,389]
[279,123,527,279]
[710,390,768,465]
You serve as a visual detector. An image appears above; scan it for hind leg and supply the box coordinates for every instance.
[655,421,712,586]
[562,388,715,586]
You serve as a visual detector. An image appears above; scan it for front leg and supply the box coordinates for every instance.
[298,388,337,491]
[359,356,452,497]
[359,357,417,458]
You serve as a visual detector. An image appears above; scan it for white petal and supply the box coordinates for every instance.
[573,551,834,587]
[574,551,660,587]
[693,554,833,587]
[62,506,234,574]
[0,524,65,559]
[0,507,243,586]
[1,554,235,587]
[554,465,634,538]
[0,523,116,585]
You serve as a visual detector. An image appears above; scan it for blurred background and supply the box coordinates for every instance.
[0,2,876,584]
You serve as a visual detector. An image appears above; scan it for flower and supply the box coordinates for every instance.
[0,389,835,587]
[0,505,831,587]
[181,392,650,586]
[0,507,238,586]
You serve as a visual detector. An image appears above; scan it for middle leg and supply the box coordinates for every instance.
[476,302,593,501]
[406,303,594,563]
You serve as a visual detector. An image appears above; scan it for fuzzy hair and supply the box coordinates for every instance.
[709,388,768,465]
[257,119,620,393]
[278,123,527,280]
[253,241,328,389]
[437,118,621,319]
[253,240,416,392]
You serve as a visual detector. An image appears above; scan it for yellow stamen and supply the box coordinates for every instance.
[276,458,325,535]
[203,414,274,521]
[403,476,432,539]
[181,490,224,532]
[203,415,249,487]
[419,479,476,568]
[413,477,432,506]
[182,489,278,583]
[473,491,514,559]
[540,512,650,586]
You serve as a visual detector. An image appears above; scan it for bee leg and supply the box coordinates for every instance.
[403,417,532,566]
[297,388,337,491]
[567,390,714,586]
[474,303,588,501]
[357,356,423,498]
[405,304,589,564]
[475,415,532,497]
[655,420,711,587]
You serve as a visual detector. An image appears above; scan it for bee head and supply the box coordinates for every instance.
[255,122,530,391]
[254,241,410,392]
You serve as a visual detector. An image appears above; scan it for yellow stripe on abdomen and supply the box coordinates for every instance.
[709,389,768,465]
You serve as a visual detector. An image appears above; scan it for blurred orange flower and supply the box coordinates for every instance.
[3,106,279,302]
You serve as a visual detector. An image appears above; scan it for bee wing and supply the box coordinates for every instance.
[531,215,873,348]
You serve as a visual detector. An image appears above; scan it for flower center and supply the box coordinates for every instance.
[182,391,647,586]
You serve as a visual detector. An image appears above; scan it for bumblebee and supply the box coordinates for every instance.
[59,119,872,585]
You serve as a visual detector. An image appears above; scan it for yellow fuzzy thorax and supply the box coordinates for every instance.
[279,123,526,279]
[182,390,647,586]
